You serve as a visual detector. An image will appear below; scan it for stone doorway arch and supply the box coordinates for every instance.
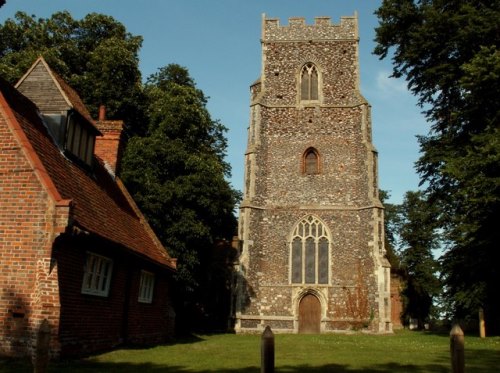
[298,293,321,333]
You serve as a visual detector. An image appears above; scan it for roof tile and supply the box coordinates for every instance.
[0,75,175,271]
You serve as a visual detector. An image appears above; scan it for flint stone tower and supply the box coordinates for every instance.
[236,14,391,333]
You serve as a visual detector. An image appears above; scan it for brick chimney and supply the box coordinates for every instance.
[94,105,125,175]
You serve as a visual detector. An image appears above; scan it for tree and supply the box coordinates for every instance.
[380,190,402,271]
[121,64,240,332]
[1,11,241,332]
[397,191,441,328]
[0,11,147,135]
[374,1,500,332]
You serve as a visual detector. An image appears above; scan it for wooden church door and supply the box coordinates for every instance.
[298,294,321,333]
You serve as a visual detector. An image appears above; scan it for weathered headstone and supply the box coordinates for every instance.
[450,324,465,373]
[261,326,274,373]
[479,308,486,338]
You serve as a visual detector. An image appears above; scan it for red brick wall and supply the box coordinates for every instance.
[0,112,61,357]
[54,235,175,357]
[2,110,174,359]
[126,266,175,345]
[94,120,124,175]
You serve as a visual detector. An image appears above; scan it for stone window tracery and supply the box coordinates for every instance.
[290,216,330,285]
[300,63,319,101]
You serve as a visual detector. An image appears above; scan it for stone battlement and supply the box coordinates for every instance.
[262,13,358,42]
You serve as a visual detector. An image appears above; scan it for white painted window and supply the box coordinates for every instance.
[138,270,155,303]
[81,252,113,297]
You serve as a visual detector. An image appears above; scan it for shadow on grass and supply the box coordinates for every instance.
[2,333,499,373]
[1,359,499,373]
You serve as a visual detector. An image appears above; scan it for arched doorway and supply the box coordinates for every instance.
[298,293,321,333]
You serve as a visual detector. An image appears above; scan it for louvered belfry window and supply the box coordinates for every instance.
[291,216,330,284]
[301,63,319,101]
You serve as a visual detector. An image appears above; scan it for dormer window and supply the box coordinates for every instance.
[65,115,96,166]
[42,113,66,145]
[300,63,319,101]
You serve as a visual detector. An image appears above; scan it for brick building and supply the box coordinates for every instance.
[0,57,176,358]
[236,14,392,333]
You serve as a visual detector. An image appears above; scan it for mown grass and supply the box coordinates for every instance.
[1,330,499,372]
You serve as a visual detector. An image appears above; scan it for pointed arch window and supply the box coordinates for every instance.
[301,63,319,101]
[290,216,330,285]
[303,148,320,175]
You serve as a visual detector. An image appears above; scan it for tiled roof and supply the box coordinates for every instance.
[0,76,176,271]
[52,73,98,131]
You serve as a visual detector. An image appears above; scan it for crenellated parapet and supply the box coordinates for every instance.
[262,13,358,42]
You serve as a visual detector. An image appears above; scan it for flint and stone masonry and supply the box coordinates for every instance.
[235,14,391,333]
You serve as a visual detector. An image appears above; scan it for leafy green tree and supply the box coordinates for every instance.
[0,11,146,135]
[397,191,441,328]
[1,11,240,332]
[121,64,240,331]
[374,1,500,332]
[380,190,402,271]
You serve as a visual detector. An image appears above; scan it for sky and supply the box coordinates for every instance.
[0,0,427,204]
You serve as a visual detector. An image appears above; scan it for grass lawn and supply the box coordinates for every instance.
[1,330,499,372]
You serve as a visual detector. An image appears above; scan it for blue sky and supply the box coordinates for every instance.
[1,0,427,204]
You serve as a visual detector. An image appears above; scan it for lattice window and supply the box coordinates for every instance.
[300,63,319,101]
[290,216,330,284]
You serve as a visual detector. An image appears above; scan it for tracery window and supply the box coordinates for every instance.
[300,63,319,101]
[303,148,320,175]
[291,216,330,285]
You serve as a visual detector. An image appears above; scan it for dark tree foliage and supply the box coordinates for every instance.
[380,190,402,271]
[375,1,500,332]
[0,11,147,136]
[121,64,240,332]
[397,191,441,328]
[0,12,241,332]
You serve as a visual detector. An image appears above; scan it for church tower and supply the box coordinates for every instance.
[236,14,391,333]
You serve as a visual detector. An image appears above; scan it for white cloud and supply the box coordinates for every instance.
[376,70,408,94]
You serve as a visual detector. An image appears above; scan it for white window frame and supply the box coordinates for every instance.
[81,252,113,297]
[138,270,155,303]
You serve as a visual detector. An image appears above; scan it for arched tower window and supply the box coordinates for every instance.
[290,216,330,285]
[300,63,319,101]
[303,148,320,175]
